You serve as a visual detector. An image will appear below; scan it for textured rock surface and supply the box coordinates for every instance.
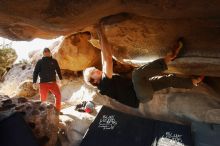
[141,86,220,124]
[30,34,134,72]
[15,80,38,97]
[98,13,220,76]
[0,63,34,97]
[53,32,101,71]
[0,0,219,40]
[0,0,220,76]
[0,97,59,146]
[29,32,101,71]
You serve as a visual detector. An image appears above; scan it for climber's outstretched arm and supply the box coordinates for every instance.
[96,24,113,79]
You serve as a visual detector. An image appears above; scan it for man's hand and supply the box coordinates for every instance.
[32,83,39,90]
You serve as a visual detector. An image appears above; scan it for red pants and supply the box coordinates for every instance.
[39,82,61,111]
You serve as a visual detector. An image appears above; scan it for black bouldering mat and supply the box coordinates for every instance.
[80,106,193,146]
[0,112,39,146]
[192,122,220,146]
[153,121,193,146]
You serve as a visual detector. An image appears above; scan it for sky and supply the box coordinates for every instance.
[0,37,62,63]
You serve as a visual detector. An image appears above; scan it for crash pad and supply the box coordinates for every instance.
[80,106,193,146]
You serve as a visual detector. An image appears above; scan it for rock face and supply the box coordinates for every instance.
[29,32,101,71]
[141,86,220,124]
[53,32,101,71]
[99,13,220,76]
[16,80,38,97]
[0,63,37,97]
[30,34,134,73]
[0,97,59,146]
[0,0,219,40]
[0,0,220,76]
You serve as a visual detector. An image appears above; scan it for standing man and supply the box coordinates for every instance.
[33,48,62,112]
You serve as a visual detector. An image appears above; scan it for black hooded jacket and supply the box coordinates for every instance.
[33,57,62,83]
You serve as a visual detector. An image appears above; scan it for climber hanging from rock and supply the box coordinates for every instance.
[83,22,204,108]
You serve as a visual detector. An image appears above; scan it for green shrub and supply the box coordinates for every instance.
[0,42,17,78]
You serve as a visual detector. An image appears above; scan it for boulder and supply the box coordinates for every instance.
[0,97,59,146]
[141,86,220,124]
[16,80,38,97]
[0,63,36,97]
[53,32,101,71]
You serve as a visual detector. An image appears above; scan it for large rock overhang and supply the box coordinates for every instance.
[0,0,220,76]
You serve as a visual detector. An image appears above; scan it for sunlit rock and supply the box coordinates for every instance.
[141,86,220,124]
[16,80,38,97]
[0,0,219,40]
[0,63,34,97]
[53,32,101,71]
